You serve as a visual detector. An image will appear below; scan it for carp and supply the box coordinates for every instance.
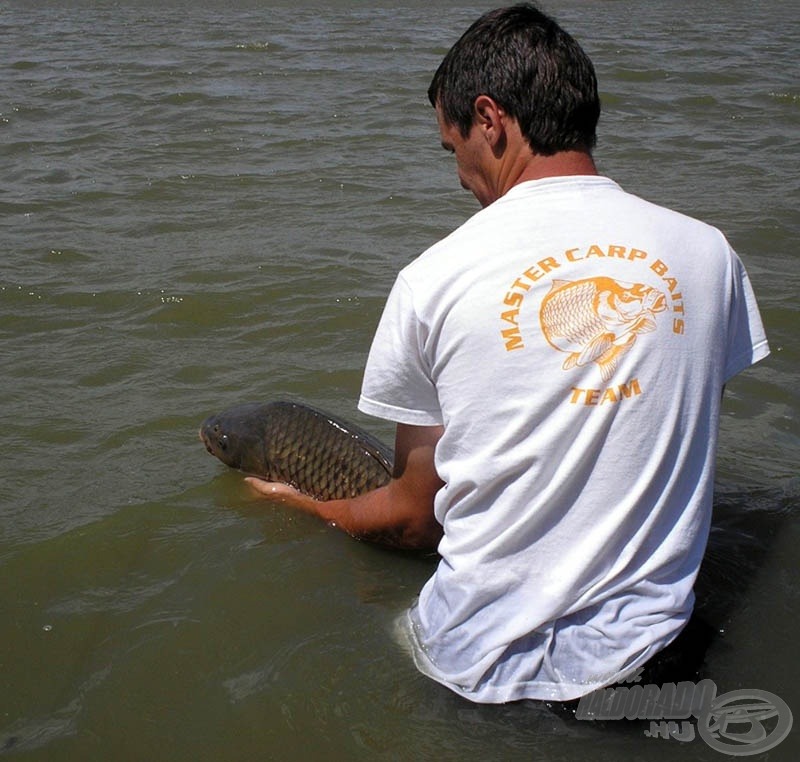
[540,277,667,381]
[199,400,393,500]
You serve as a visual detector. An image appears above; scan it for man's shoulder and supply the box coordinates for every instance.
[400,176,732,287]
[601,181,727,238]
[401,207,493,277]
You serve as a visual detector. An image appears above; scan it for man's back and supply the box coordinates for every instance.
[359,175,769,702]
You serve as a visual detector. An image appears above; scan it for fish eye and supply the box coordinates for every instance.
[220,434,229,451]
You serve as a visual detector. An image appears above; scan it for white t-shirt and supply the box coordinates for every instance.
[358,176,769,703]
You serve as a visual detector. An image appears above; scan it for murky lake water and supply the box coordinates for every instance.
[1,1,798,759]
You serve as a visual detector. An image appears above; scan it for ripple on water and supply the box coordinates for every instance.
[1,2,797,759]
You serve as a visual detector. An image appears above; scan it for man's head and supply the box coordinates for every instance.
[428,4,600,157]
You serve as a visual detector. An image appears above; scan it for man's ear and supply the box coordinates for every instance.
[473,94,507,152]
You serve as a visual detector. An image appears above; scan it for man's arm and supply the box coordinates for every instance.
[245,422,445,551]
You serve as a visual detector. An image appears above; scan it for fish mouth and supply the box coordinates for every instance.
[199,427,214,454]
[647,291,667,312]
[199,423,229,457]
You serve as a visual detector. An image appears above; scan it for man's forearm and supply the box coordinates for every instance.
[245,478,442,551]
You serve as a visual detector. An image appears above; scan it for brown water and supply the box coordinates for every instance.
[1,1,798,759]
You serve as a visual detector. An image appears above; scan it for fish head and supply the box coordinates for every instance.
[199,403,269,474]
[639,284,667,314]
[607,281,667,320]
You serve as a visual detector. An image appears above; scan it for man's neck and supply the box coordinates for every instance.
[513,150,599,186]
[476,108,599,206]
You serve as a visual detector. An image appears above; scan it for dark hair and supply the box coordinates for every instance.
[428,4,600,155]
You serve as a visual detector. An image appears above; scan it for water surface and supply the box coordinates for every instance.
[1,1,798,759]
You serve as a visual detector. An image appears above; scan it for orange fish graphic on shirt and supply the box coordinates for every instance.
[540,277,667,382]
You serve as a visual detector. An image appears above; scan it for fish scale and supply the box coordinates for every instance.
[541,279,606,345]
[200,401,394,500]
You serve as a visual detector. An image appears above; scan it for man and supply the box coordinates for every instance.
[248,4,769,703]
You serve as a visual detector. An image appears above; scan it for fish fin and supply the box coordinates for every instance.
[611,330,638,348]
[550,279,573,290]
[596,352,618,382]
[577,333,614,367]
[596,339,636,382]
[562,352,580,370]
[634,316,657,334]
[598,355,621,383]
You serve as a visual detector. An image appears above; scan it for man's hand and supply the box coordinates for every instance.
[245,477,310,505]
[243,423,444,551]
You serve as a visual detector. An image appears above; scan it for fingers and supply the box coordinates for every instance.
[244,477,322,514]
[244,477,300,499]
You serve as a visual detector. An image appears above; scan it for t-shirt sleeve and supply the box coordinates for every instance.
[358,274,443,426]
[724,250,770,383]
